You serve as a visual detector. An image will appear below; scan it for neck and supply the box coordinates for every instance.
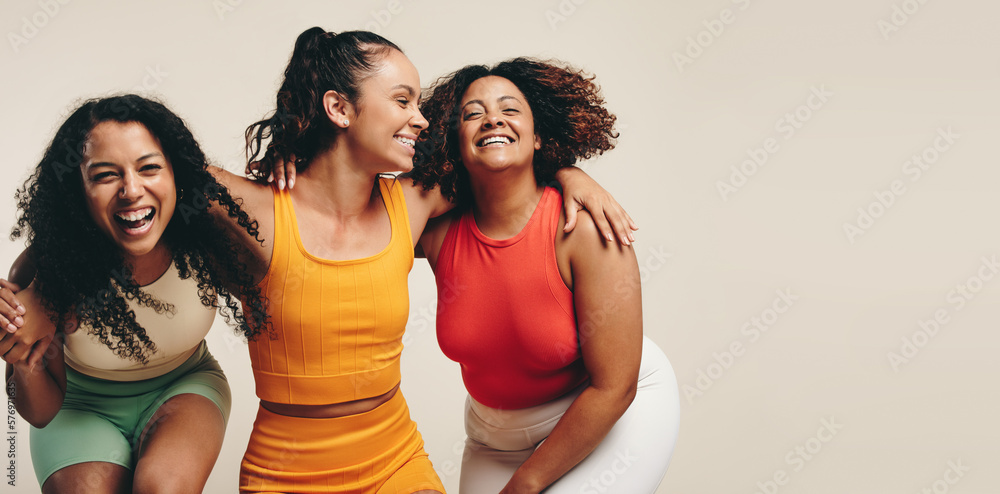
[125,243,172,286]
[469,166,544,239]
[294,144,380,219]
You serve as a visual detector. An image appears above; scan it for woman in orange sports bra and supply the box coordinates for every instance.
[206,28,635,493]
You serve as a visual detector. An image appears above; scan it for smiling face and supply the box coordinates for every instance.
[348,48,428,173]
[458,76,542,175]
[80,121,176,264]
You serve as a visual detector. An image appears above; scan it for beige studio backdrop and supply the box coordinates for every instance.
[2,0,998,492]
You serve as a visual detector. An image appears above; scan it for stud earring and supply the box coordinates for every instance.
[343,119,349,126]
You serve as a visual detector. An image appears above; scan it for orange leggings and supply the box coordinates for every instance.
[240,391,445,493]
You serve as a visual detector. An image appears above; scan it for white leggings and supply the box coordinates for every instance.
[460,336,680,494]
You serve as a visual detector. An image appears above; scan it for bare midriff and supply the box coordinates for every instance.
[260,383,400,418]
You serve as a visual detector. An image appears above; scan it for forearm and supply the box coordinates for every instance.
[8,360,65,428]
[505,384,636,493]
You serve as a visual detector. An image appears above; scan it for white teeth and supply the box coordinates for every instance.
[116,207,152,222]
[394,136,415,147]
[480,136,511,146]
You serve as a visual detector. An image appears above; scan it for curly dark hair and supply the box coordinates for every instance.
[409,57,618,208]
[12,95,270,363]
[245,27,401,180]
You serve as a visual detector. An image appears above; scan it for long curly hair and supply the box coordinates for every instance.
[409,57,618,208]
[245,27,401,180]
[12,95,270,363]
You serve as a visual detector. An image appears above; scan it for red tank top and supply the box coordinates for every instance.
[435,187,587,409]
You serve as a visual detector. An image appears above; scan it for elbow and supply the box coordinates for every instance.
[15,403,59,429]
[594,380,637,418]
[26,416,53,429]
[20,409,56,429]
[619,381,638,413]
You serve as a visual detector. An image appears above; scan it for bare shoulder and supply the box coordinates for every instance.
[558,208,602,251]
[557,206,637,278]
[208,166,271,206]
[419,211,456,269]
[397,176,453,219]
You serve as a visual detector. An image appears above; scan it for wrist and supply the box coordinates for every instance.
[505,471,545,494]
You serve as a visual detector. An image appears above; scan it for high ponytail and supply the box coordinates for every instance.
[245,27,402,180]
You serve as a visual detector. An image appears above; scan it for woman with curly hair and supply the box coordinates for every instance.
[411,59,680,493]
[224,28,633,493]
[0,94,269,493]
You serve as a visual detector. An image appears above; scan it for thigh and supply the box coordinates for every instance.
[377,451,445,494]
[546,343,680,494]
[133,393,226,493]
[131,358,231,494]
[30,408,133,487]
[42,462,131,494]
[459,437,534,494]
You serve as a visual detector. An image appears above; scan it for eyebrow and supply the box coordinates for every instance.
[85,152,164,170]
[391,84,417,97]
[462,95,522,109]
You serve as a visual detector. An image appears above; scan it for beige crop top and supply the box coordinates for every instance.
[63,262,217,381]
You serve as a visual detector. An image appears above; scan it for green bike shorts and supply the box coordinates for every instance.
[29,340,231,485]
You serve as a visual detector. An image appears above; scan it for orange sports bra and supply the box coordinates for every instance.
[248,177,414,405]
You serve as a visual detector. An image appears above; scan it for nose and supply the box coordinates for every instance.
[119,171,143,200]
[483,113,506,129]
[411,108,428,132]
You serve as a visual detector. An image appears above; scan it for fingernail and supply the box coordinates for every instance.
[268,175,274,183]
[278,179,285,190]
[606,233,613,242]
[628,233,635,242]
[6,324,15,333]
[17,305,25,314]
[14,316,23,326]
[288,177,295,189]
[622,236,630,246]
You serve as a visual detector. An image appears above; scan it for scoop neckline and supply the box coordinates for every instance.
[468,187,554,248]
[284,182,395,265]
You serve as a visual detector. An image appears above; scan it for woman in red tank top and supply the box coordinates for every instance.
[411,59,680,493]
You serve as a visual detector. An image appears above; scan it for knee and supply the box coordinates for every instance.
[131,472,203,494]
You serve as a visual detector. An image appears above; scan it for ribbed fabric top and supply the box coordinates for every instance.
[435,187,588,409]
[249,177,414,405]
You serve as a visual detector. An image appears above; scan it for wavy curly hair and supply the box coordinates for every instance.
[245,27,401,180]
[12,95,270,363]
[409,57,618,208]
